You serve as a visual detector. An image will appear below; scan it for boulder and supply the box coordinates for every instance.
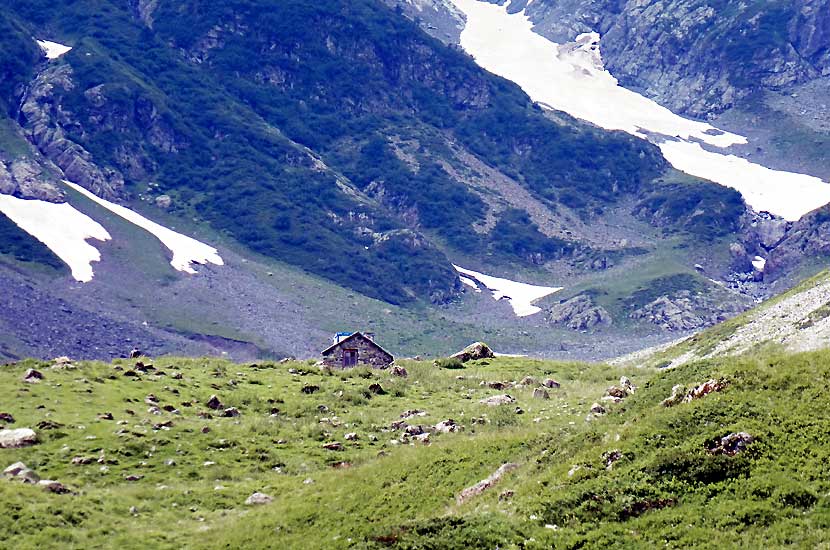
[533,388,550,400]
[708,432,754,456]
[222,407,240,418]
[450,342,495,363]
[206,395,224,409]
[4,462,40,484]
[479,394,516,406]
[589,403,606,415]
[433,419,462,433]
[22,369,44,383]
[322,442,344,451]
[0,413,14,424]
[542,379,561,389]
[518,376,537,386]
[456,463,519,505]
[390,366,408,377]
[245,492,273,505]
[368,383,386,395]
[0,428,38,448]
[344,432,358,441]
[301,385,320,394]
[39,480,70,494]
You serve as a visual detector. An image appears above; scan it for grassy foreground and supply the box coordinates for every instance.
[1,350,830,549]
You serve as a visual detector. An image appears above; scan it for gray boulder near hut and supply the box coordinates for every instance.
[321,332,394,369]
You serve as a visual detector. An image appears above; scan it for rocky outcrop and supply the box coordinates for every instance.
[18,64,125,200]
[0,428,38,448]
[630,290,746,331]
[546,294,611,330]
[456,463,518,505]
[765,206,830,282]
[450,341,495,362]
[0,158,63,201]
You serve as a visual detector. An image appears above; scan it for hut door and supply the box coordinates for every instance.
[343,349,358,367]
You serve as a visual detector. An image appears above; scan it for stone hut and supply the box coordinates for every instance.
[321,332,394,369]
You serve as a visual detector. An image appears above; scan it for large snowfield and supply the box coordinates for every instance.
[449,0,830,221]
[0,193,110,282]
[454,264,562,316]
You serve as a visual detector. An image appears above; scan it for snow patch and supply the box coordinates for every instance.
[453,264,561,317]
[752,256,766,272]
[459,275,482,292]
[64,181,223,274]
[36,40,72,60]
[0,193,110,282]
[448,0,830,221]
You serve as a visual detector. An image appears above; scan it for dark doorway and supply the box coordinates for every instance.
[343,349,358,367]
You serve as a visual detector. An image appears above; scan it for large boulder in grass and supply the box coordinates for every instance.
[0,428,37,448]
[450,342,495,363]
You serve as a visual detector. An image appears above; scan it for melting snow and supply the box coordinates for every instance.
[65,181,224,274]
[752,256,766,272]
[449,0,830,220]
[459,275,482,292]
[454,264,561,317]
[0,193,110,282]
[36,40,72,59]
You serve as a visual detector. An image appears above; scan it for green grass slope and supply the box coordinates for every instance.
[2,348,830,548]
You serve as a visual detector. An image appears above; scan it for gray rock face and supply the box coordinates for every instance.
[546,294,611,330]
[19,64,125,200]
[765,205,830,281]
[630,290,746,331]
[0,159,64,201]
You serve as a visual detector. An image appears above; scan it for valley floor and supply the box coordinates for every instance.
[2,349,830,548]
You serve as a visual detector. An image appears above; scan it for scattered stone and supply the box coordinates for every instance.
[124,474,144,482]
[433,419,462,433]
[589,403,606,415]
[390,366,408,377]
[344,432,358,441]
[322,442,344,451]
[0,413,14,424]
[0,428,38,448]
[400,409,427,419]
[206,395,224,410]
[197,412,213,419]
[499,490,515,501]
[162,405,179,414]
[71,456,95,465]
[129,348,142,359]
[457,463,519,505]
[519,376,537,386]
[171,372,183,380]
[147,406,162,415]
[4,462,30,478]
[708,432,754,456]
[403,425,425,436]
[603,450,623,470]
[245,492,273,505]
[533,388,550,400]
[303,478,315,484]
[36,420,62,430]
[331,461,352,469]
[662,379,728,407]
[98,412,114,420]
[301,385,320,395]
[39,480,70,494]
[22,369,43,383]
[479,394,516,406]
[450,342,495,363]
[52,356,72,367]
[222,407,240,418]
[368,383,386,395]
[201,426,211,434]
[134,361,155,373]
[153,420,174,430]
[514,407,524,415]
[486,381,509,390]
[123,370,139,377]
[542,379,561,389]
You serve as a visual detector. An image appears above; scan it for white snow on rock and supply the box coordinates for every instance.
[0,193,110,282]
[752,256,766,272]
[36,40,72,60]
[65,181,224,274]
[459,275,482,292]
[449,0,830,221]
[453,264,561,317]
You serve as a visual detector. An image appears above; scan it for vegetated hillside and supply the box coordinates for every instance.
[3,346,830,548]
[514,0,830,117]
[0,0,756,306]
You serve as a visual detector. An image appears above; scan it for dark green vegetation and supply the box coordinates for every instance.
[3,347,830,548]
[0,0,749,306]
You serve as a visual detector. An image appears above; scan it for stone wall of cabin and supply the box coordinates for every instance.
[322,337,393,369]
